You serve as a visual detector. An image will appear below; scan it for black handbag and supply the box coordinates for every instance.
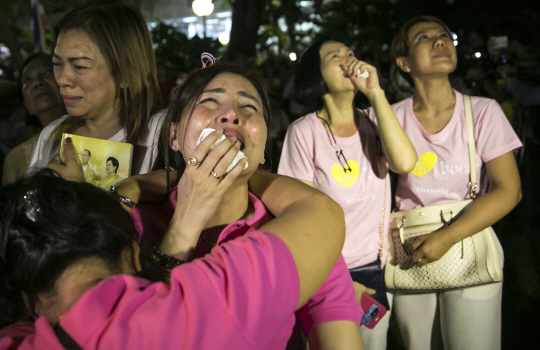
[350,257,390,310]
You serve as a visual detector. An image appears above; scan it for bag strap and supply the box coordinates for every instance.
[54,325,83,350]
[463,95,478,199]
[378,179,387,260]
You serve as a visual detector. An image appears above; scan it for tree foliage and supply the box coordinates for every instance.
[150,20,223,73]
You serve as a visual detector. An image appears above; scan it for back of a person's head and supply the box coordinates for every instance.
[0,169,138,328]
[54,0,161,145]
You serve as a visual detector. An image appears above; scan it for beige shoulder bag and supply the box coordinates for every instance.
[384,95,503,291]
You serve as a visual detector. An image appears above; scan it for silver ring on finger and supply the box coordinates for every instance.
[211,171,223,180]
[187,156,199,166]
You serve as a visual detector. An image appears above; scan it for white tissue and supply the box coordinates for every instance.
[197,128,248,173]
[358,69,369,79]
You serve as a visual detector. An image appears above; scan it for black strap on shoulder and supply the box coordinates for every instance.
[54,324,83,350]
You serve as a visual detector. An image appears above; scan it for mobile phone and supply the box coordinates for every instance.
[490,36,508,49]
[361,294,387,329]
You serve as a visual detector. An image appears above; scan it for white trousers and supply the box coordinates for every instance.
[391,282,502,350]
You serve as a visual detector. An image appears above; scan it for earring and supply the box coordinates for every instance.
[260,158,265,165]
[406,67,411,72]
[170,145,177,151]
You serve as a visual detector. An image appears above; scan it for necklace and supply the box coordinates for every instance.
[317,109,382,172]
[317,115,353,172]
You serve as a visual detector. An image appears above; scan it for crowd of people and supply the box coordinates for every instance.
[0,0,531,349]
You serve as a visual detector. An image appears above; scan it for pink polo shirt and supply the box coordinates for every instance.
[0,230,300,349]
[133,189,362,336]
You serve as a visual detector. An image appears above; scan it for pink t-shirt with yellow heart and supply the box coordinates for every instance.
[278,111,390,269]
[392,90,522,211]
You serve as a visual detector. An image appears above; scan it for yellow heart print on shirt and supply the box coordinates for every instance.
[412,152,437,177]
[331,160,360,187]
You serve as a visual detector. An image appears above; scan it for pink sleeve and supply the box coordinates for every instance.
[0,323,35,350]
[278,121,315,182]
[475,99,522,162]
[295,255,363,334]
[40,231,300,349]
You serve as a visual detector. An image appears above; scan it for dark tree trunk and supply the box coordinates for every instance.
[226,0,264,61]
[0,7,24,72]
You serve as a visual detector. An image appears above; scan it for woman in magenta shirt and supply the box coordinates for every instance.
[130,62,364,349]
[0,63,363,349]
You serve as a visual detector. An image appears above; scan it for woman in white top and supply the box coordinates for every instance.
[389,16,522,349]
[27,1,163,176]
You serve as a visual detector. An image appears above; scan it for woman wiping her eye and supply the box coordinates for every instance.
[278,38,417,350]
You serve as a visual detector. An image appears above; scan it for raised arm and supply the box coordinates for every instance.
[118,168,347,307]
[346,61,418,174]
[114,169,175,212]
[249,171,346,308]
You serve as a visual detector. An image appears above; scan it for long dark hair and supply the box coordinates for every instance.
[0,169,138,328]
[152,62,272,190]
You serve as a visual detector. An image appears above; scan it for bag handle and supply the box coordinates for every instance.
[463,95,478,199]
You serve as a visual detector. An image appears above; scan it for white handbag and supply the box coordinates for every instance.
[384,95,504,291]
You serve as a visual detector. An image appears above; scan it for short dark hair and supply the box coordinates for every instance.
[106,157,119,173]
[0,169,138,328]
[83,149,91,157]
[391,16,453,84]
[294,38,337,110]
[153,62,272,186]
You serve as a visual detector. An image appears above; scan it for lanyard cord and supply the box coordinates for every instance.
[317,115,353,173]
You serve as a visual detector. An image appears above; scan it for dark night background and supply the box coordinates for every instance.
[1,1,538,348]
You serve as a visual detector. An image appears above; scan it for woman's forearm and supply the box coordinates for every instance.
[442,152,521,244]
[368,88,417,174]
[307,321,365,350]
[114,170,176,212]
[412,152,521,265]
[250,171,346,307]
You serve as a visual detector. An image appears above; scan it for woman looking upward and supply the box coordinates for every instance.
[3,53,66,185]
[278,39,417,349]
[389,16,522,349]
